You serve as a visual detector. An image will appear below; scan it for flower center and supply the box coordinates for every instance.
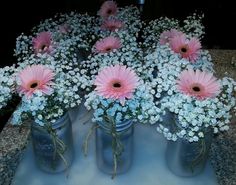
[113,82,121,88]
[189,83,205,96]
[109,25,117,30]
[105,47,112,52]
[41,44,47,50]
[192,86,201,92]
[181,47,187,53]
[30,82,38,89]
[107,9,112,14]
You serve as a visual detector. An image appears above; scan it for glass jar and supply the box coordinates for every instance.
[165,127,213,177]
[96,120,134,177]
[31,112,74,173]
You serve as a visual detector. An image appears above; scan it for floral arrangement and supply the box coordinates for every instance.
[80,30,144,83]
[157,69,236,142]
[95,1,142,36]
[142,13,205,50]
[85,65,160,124]
[10,62,87,170]
[79,1,144,89]
[0,0,235,179]
[14,12,97,67]
[84,64,160,178]
[9,0,235,148]
[12,60,86,125]
[142,30,213,100]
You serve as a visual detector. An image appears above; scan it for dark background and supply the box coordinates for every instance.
[1,0,235,67]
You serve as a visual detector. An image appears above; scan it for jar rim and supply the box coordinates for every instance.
[98,119,133,133]
[32,112,70,129]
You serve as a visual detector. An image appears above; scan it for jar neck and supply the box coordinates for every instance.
[32,112,69,130]
[98,119,133,133]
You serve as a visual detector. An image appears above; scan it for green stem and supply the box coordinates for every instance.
[112,152,118,179]
[45,124,68,173]
[189,139,206,173]
[109,117,124,179]
[82,124,99,156]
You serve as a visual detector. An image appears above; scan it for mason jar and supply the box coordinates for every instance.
[96,120,134,176]
[31,112,74,173]
[165,117,213,177]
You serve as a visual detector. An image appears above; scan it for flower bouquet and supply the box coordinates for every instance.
[95,0,142,37]
[11,61,88,173]
[80,0,144,82]
[14,10,96,123]
[141,24,215,101]
[14,11,97,68]
[142,13,205,50]
[157,68,236,176]
[84,65,160,178]
[80,30,144,82]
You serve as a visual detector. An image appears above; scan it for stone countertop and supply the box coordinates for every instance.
[0,49,236,185]
[0,121,30,185]
[208,49,236,185]
[209,49,236,79]
[210,121,236,185]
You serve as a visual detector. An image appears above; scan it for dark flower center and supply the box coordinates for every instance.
[109,25,117,30]
[181,47,187,53]
[105,47,112,51]
[30,82,38,89]
[41,44,47,50]
[192,86,201,92]
[107,9,112,14]
[113,82,121,88]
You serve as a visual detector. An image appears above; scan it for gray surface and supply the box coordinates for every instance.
[0,121,30,185]
[210,122,236,185]
[12,107,217,185]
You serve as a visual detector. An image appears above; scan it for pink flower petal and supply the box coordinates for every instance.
[94,65,139,105]
[177,69,221,99]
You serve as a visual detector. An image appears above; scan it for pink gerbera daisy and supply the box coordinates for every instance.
[32,32,53,54]
[159,29,183,45]
[98,1,118,19]
[95,65,139,105]
[94,36,121,53]
[101,19,124,31]
[170,34,201,62]
[177,69,221,100]
[18,65,55,98]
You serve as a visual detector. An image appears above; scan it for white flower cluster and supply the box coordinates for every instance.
[143,44,214,97]
[142,13,205,49]
[116,5,142,35]
[12,61,88,125]
[14,12,96,63]
[32,12,97,47]
[95,5,142,37]
[142,17,179,49]
[182,13,205,39]
[12,11,95,126]
[0,66,16,110]
[14,32,84,65]
[80,30,144,87]
[13,6,147,127]
[4,1,235,140]
[84,80,161,124]
[156,77,236,142]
